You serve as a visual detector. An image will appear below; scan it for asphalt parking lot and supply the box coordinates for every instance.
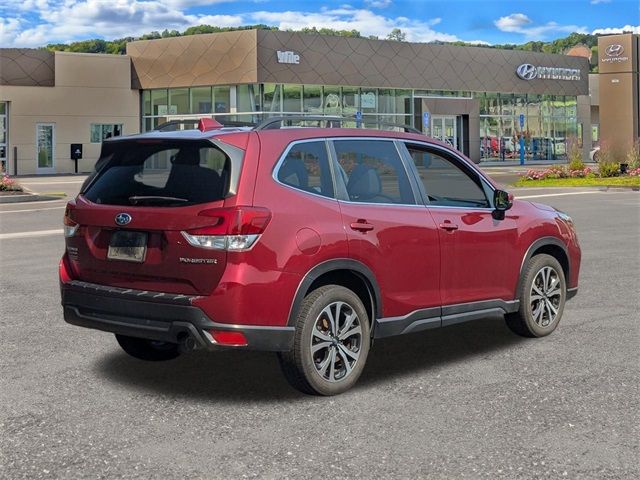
[1,178,638,479]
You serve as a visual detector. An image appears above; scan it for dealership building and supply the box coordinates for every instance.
[1,30,637,175]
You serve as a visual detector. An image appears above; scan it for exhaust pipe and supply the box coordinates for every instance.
[177,333,197,353]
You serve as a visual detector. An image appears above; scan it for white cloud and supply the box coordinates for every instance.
[365,0,392,8]
[0,17,25,46]
[466,40,491,46]
[0,0,51,12]
[495,12,587,39]
[495,13,532,32]
[593,25,640,34]
[1,0,245,47]
[590,0,611,4]
[164,0,237,7]
[1,1,482,47]
[249,7,460,42]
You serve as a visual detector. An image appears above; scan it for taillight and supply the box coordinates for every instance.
[181,207,271,251]
[207,329,247,346]
[63,203,79,238]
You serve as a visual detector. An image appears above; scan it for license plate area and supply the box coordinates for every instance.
[107,230,148,263]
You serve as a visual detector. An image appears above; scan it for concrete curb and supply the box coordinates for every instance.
[598,186,640,192]
[511,185,639,191]
[0,193,66,204]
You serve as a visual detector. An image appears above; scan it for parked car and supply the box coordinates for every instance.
[60,117,581,395]
[590,146,600,163]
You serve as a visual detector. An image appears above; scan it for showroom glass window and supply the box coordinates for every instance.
[91,124,123,143]
[477,92,578,162]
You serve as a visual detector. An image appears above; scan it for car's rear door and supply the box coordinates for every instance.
[401,142,520,307]
[67,138,242,296]
[330,138,441,321]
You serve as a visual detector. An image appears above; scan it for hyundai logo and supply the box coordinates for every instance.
[516,63,537,81]
[115,213,132,226]
[605,44,624,57]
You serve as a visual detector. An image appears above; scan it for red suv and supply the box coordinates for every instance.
[60,117,581,395]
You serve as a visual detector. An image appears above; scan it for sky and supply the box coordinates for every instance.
[0,0,638,48]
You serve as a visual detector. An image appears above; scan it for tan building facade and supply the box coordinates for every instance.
[1,30,599,174]
[597,34,639,153]
[129,30,591,164]
[0,50,139,175]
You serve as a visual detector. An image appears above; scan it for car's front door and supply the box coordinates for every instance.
[402,142,520,307]
[330,138,441,319]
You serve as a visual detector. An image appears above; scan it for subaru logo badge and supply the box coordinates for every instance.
[115,213,132,226]
[516,64,537,81]
[605,44,624,57]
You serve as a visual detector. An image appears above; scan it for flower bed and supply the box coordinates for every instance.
[0,173,23,192]
[522,166,594,181]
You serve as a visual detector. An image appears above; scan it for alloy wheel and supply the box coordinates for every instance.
[310,301,362,383]
[530,266,562,328]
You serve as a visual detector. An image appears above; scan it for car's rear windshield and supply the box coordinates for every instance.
[83,139,232,206]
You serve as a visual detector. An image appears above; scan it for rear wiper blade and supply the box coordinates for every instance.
[128,195,189,205]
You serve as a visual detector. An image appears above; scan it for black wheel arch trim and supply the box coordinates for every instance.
[517,236,570,296]
[287,258,382,328]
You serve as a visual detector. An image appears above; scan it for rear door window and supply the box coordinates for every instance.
[84,140,232,206]
[276,141,334,198]
[332,139,416,205]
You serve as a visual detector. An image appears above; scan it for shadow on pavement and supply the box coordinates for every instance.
[94,315,524,401]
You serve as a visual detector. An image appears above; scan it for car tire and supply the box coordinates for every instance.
[593,151,600,163]
[115,334,181,361]
[506,254,567,338]
[278,285,371,396]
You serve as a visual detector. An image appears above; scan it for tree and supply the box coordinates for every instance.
[299,27,361,38]
[387,28,406,42]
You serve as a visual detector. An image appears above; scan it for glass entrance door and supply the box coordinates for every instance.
[0,102,7,173]
[431,116,459,151]
[36,123,55,173]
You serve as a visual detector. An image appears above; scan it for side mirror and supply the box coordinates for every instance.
[492,189,513,220]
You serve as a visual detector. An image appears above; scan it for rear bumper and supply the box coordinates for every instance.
[61,280,294,352]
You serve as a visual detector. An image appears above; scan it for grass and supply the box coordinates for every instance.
[40,191,67,196]
[514,176,640,188]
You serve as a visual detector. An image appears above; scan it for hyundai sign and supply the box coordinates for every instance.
[516,63,581,81]
[601,44,629,64]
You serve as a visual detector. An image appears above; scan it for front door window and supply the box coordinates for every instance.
[36,123,55,172]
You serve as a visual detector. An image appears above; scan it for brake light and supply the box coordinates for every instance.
[63,203,79,238]
[59,256,72,283]
[181,207,271,251]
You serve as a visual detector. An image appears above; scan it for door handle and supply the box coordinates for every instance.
[350,220,375,233]
[438,222,459,231]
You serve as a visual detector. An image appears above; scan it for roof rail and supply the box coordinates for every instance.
[254,116,343,130]
[254,115,422,134]
[154,119,254,131]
